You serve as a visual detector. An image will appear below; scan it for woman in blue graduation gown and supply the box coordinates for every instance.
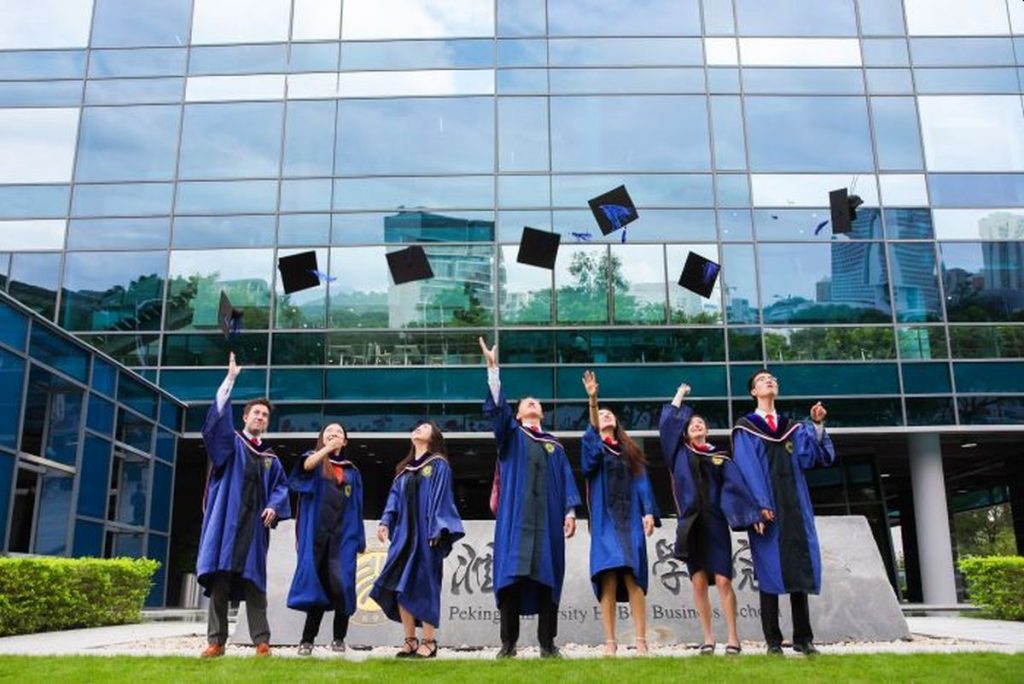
[581,371,659,656]
[287,422,365,655]
[370,421,464,658]
[658,382,761,656]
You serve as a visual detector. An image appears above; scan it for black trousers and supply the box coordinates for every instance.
[207,572,269,646]
[301,608,350,644]
[499,580,558,648]
[759,591,813,646]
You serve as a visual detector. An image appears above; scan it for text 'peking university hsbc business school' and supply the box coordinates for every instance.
[0,0,1022,609]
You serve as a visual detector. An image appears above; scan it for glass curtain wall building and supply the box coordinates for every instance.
[0,0,1022,605]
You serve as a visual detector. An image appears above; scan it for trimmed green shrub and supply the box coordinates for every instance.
[959,555,1024,621]
[0,557,159,636]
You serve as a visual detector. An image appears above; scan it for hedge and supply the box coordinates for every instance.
[959,555,1024,621]
[0,557,160,637]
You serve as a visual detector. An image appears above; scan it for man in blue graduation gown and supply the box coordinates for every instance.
[730,369,836,656]
[479,338,582,659]
[197,353,291,658]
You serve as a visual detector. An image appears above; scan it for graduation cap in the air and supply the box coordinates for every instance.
[386,245,434,285]
[588,185,639,236]
[677,251,721,299]
[828,188,864,235]
[517,226,560,270]
[218,291,243,340]
[277,250,322,295]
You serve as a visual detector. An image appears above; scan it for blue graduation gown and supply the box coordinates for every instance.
[196,400,291,599]
[730,413,837,595]
[484,387,583,615]
[286,455,366,614]
[582,426,659,601]
[370,455,465,627]
[658,403,761,578]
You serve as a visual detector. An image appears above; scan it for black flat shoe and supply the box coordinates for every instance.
[766,644,784,655]
[539,645,562,659]
[793,640,819,656]
[415,638,438,659]
[497,643,517,659]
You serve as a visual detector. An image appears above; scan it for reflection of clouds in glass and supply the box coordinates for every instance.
[745,97,873,172]
[904,0,1009,36]
[0,220,66,250]
[186,75,285,102]
[179,103,283,179]
[169,248,272,282]
[292,0,342,41]
[751,174,879,207]
[0,108,79,183]
[287,70,493,98]
[76,105,179,182]
[501,245,550,293]
[191,0,290,44]
[548,0,700,36]
[329,246,388,294]
[735,0,857,36]
[739,38,861,66]
[0,0,93,49]
[918,96,1024,172]
[63,251,166,291]
[934,209,1024,241]
[342,0,493,40]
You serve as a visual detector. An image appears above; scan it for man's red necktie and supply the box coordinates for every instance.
[765,414,777,432]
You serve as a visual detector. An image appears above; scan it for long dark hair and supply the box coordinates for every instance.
[314,422,348,479]
[683,414,708,446]
[602,408,647,476]
[395,421,447,475]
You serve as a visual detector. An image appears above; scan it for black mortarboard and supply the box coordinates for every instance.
[587,185,638,236]
[517,226,560,270]
[386,245,434,284]
[829,188,864,235]
[277,250,321,294]
[677,251,721,299]
[218,290,243,340]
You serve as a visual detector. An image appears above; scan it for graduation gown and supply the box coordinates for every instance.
[658,403,761,578]
[582,426,660,601]
[286,455,366,614]
[370,454,465,627]
[730,413,836,595]
[196,401,291,600]
[484,387,583,615]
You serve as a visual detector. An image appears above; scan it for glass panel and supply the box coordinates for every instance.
[341,0,494,40]
[92,359,117,396]
[279,214,331,246]
[172,216,275,249]
[916,68,1021,94]
[29,328,88,382]
[703,0,735,34]
[166,249,274,330]
[953,362,1024,393]
[160,368,267,401]
[763,326,896,361]
[0,108,79,184]
[87,394,115,435]
[499,330,555,363]
[91,0,193,47]
[717,176,751,208]
[861,39,909,67]
[0,49,85,79]
[888,243,942,323]
[0,1,93,49]
[556,245,609,325]
[407,245,495,328]
[940,242,1024,322]
[758,243,891,324]
[755,208,882,241]
[0,80,82,106]
[78,435,111,519]
[773,362,899,395]
[902,362,952,394]
[20,366,83,465]
[556,365,727,399]
[735,0,858,36]
[551,95,709,171]
[904,0,1010,36]
[722,244,759,324]
[89,47,187,77]
[179,102,284,179]
[327,246,388,328]
[918,96,1024,172]
[292,0,342,40]
[84,77,184,105]
[150,461,172,533]
[276,247,328,329]
[0,185,68,221]
[552,174,713,208]
[949,326,1024,359]
[548,0,700,35]
[0,349,24,449]
[283,100,336,178]
[9,253,61,320]
[189,44,289,75]
[857,0,906,35]
[0,220,66,251]
[865,68,914,94]
[498,176,550,208]
[60,251,167,332]
[175,180,278,214]
[499,244,552,324]
[341,39,493,70]
[162,333,269,367]
[71,182,174,217]
[871,98,923,171]
[498,38,547,66]
[742,68,863,93]
[711,96,746,170]
[289,42,340,72]
[77,333,161,368]
[114,451,150,526]
[191,0,291,44]
[498,97,548,172]
[498,0,546,36]
[884,209,933,239]
[728,327,764,362]
[118,373,157,419]
[550,37,703,66]
[332,176,494,212]
[910,38,1016,67]
[745,97,873,171]
[335,98,494,175]
[73,519,104,557]
[959,396,1024,425]
[897,326,947,359]
[906,397,955,426]
[929,175,1024,208]
[155,426,175,461]
[611,244,667,324]
[34,470,73,556]
[555,328,725,363]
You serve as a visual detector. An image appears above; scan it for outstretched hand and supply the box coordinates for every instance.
[478,336,498,368]
[582,370,599,399]
[227,351,241,380]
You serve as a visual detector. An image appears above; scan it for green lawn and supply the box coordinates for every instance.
[0,653,1022,683]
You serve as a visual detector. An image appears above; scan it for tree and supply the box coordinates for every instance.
[953,503,1017,557]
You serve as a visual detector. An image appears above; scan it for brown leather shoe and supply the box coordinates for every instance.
[200,644,225,658]
[255,642,272,657]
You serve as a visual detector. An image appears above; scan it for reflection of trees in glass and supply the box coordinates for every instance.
[763,327,895,361]
[953,504,1016,558]
[418,281,492,327]
[949,325,1024,358]
[552,250,667,325]
[762,295,890,324]
[63,273,165,332]
[166,272,272,330]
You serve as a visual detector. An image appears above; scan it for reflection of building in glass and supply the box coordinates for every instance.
[829,242,889,312]
[384,211,495,330]
[979,212,1024,292]
[816,277,832,303]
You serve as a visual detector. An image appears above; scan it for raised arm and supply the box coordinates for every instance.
[201,353,242,468]
[582,370,599,429]
[797,402,836,469]
[480,336,517,450]
[657,383,692,469]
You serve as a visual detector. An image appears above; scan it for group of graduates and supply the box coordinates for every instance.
[194,337,836,659]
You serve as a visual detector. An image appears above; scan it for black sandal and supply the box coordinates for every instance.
[699,643,716,655]
[725,644,742,655]
[396,637,419,658]
[416,638,438,659]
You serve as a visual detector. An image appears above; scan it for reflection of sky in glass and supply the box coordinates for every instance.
[0,108,79,183]
[735,0,857,36]
[342,0,494,40]
[918,96,1024,172]
[548,0,700,36]
[745,97,873,172]
[904,0,1009,36]
[0,1,93,49]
